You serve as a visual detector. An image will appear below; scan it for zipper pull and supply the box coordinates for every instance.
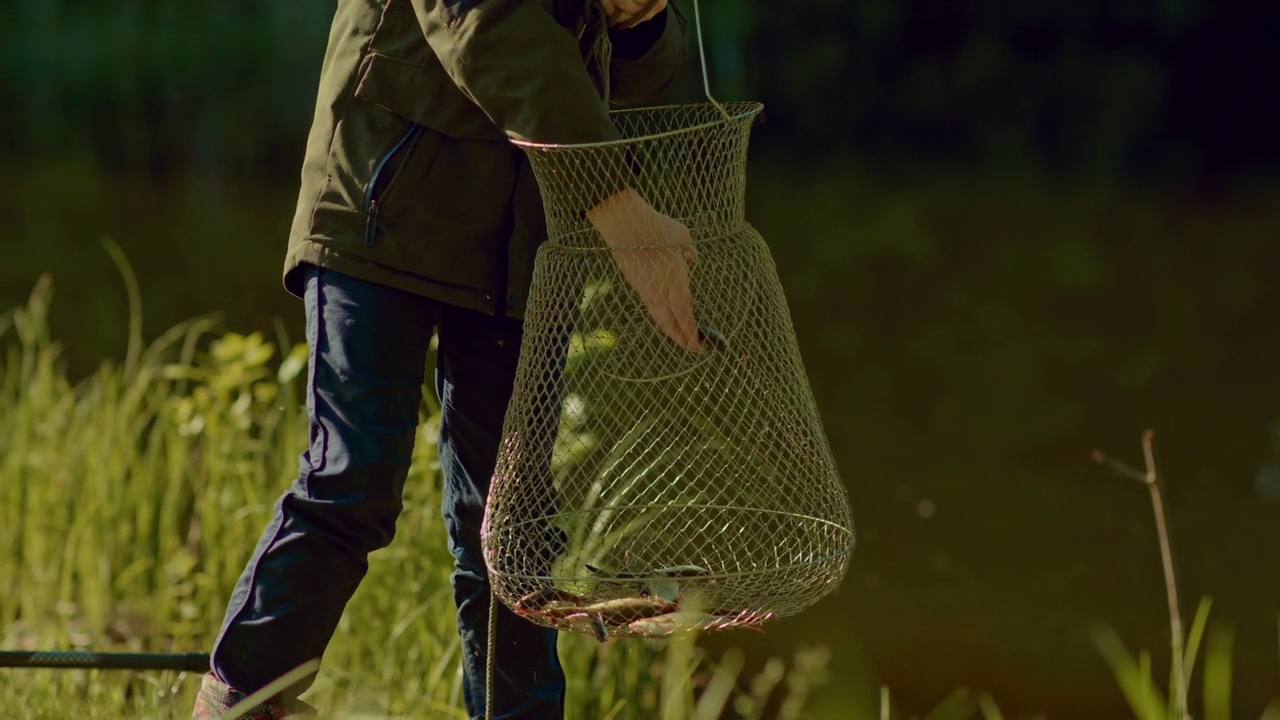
[364,199,379,246]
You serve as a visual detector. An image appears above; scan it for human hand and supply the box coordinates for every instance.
[597,0,667,29]
[587,187,701,352]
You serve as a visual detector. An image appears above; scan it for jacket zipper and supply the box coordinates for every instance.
[363,123,423,246]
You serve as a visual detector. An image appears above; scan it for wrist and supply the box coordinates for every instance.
[588,188,662,247]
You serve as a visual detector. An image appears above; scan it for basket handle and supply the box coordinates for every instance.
[588,0,733,122]
[690,0,733,122]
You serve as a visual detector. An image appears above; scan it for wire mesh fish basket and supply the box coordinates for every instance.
[482,101,854,640]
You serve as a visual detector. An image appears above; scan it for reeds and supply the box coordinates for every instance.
[0,267,826,718]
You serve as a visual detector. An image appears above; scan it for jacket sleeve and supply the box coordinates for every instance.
[411,0,621,144]
[608,3,689,105]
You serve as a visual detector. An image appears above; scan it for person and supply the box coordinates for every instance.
[192,0,698,718]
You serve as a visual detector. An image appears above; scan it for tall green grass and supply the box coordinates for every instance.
[1087,437,1280,720]
[1089,598,1280,720]
[6,263,1274,719]
[0,270,828,719]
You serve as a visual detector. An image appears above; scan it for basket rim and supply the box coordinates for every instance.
[510,101,764,151]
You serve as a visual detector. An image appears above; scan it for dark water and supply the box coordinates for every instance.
[750,166,1280,717]
[4,161,1279,718]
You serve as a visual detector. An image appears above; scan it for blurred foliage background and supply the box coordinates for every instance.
[3,1,1279,717]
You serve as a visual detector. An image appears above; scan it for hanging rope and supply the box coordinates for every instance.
[690,0,731,122]
[484,587,498,720]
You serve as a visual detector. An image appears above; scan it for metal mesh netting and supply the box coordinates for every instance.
[483,103,854,640]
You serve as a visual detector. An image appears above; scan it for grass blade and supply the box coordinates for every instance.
[978,692,1006,720]
[1092,624,1167,720]
[219,659,320,720]
[922,688,977,720]
[1181,597,1213,695]
[661,624,701,720]
[1203,628,1233,720]
[102,238,143,382]
[694,647,745,720]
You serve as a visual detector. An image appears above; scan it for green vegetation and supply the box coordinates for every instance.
[6,2,1278,715]
[1089,599,1280,720]
[0,270,831,718]
[1085,433,1280,720]
[5,262,1275,719]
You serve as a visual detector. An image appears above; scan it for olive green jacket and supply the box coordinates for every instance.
[283,0,688,316]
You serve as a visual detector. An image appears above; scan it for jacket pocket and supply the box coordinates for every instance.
[354,53,504,142]
[363,122,424,246]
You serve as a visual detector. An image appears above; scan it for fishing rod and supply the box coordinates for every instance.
[0,650,209,672]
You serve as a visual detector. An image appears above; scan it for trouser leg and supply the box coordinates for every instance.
[436,304,564,720]
[210,266,436,699]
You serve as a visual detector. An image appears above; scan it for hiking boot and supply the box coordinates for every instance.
[192,672,317,719]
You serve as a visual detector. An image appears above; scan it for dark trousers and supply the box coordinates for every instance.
[210,266,564,719]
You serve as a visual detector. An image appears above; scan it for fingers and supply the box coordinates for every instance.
[668,286,700,352]
[589,194,700,352]
[657,254,699,351]
[644,286,699,352]
[621,247,701,353]
[652,222,700,351]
